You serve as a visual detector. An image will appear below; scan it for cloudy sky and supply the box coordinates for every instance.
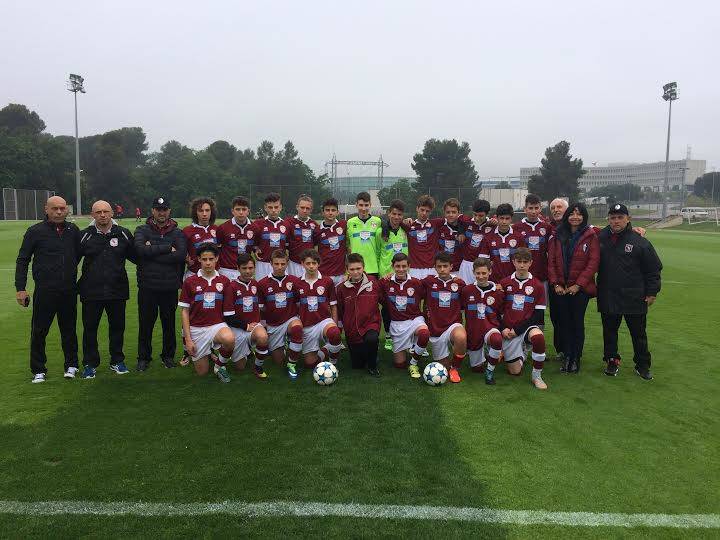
[2,0,718,178]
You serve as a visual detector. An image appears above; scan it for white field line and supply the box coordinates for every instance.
[0,500,717,529]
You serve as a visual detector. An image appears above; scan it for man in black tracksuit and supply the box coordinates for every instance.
[78,200,136,378]
[597,204,662,380]
[15,196,81,383]
[134,196,187,371]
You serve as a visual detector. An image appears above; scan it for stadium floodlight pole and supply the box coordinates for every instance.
[662,81,678,218]
[68,74,86,216]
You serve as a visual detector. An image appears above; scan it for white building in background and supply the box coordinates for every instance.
[519,159,706,193]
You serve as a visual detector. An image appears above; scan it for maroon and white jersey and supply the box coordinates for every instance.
[498,272,546,331]
[257,273,301,326]
[250,217,288,263]
[437,219,463,271]
[380,275,425,322]
[216,218,255,270]
[421,274,466,337]
[182,223,219,273]
[461,282,504,350]
[462,218,494,262]
[296,273,337,327]
[286,216,318,263]
[403,218,441,270]
[479,226,526,281]
[314,220,347,277]
[227,278,261,325]
[517,218,550,282]
[178,271,233,327]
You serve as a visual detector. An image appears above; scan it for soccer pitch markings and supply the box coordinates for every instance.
[0,500,718,529]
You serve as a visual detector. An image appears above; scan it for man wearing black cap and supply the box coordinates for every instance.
[134,197,187,371]
[597,204,662,380]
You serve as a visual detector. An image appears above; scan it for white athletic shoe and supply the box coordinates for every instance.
[63,367,78,379]
[31,373,46,384]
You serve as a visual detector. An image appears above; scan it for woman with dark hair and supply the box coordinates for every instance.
[547,202,599,373]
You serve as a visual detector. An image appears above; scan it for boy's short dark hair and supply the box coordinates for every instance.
[525,194,541,206]
[300,248,320,263]
[391,252,409,265]
[496,203,514,217]
[236,253,255,267]
[196,242,219,257]
[322,197,339,210]
[346,253,364,266]
[443,198,461,211]
[417,195,435,210]
[231,196,250,209]
[270,249,288,261]
[473,257,492,271]
[388,199,405,212]
[434,252,452,265]
[512,247,532,261]
[473,199,491,213]
[356,192,371,203]
[264,192,281,204]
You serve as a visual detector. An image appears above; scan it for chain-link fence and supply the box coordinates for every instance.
[1,188,56,220]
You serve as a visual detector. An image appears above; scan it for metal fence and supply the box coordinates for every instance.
[1,188,56,220]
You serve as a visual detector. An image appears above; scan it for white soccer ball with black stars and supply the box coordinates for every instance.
[313,361,339,386]
[423,362,448,386]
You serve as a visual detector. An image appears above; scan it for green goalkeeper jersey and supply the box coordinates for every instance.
[378,225,409,277]
[347,215,382,275]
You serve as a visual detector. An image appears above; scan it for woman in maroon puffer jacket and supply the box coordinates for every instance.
[547,202,599,374]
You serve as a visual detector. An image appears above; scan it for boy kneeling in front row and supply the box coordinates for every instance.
[178,243,235,383]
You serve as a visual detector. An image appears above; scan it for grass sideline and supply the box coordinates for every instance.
[0,218,718,538]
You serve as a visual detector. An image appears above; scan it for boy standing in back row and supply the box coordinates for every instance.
[347,191,382,276]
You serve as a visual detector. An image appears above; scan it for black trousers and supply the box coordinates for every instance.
[137,288,178,363]
[601,313,651,369]
[548,287,563,354]
[82,299,127,368]
[30,289,78,375]
[555,292,590,362]
[348,330,379,370]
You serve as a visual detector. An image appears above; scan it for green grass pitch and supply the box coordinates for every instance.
[0,219,718,538]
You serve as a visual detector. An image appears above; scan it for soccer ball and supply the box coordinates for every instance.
[313,362,339,386]
[423,362,448,386]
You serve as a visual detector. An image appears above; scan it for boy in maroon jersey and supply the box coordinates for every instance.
[250,193,288,279]
[314,198,347,286]
[516,194,550,289]
[182,197,219,281]
[296,249,342,367]
[404,195,440,279]
[421,252,467,383]
[498,247,548,390]
[286,195,318,278]
[437,198,466,272]
[216,196,255,281]
[479,203,526,281]
[380,253,430,379]
[256,249,303,380]
[222,253,270,379]
[336,253,382,377]
[459,199,494,284]
[461,258,505,385]
[178,243,235,383]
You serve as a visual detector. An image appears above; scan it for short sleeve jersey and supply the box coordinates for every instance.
[404,218,440,270]
[314,220,347,277]
[182,223,219,273]
[227,278,261,325]
[462,218,494,262]
[286,216,318,263]
[380,275,424,322]
[296,273,337,326]
[251,217,288,263]
[498,272,546,331]
[216,218,255,270]
[479,226,526,281]
[461,282,505,350]
[421,274,466,337]
[178,272,233,327]
[256,273,301,326]
[516,218,550,282]
[437,219,463,271]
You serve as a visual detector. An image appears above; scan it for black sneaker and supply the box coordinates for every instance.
[161,357,176,369]
[634,367,653,380]
[604,359,619,376]
[368,368,381,377]
[560,358,570,373]
[136,359,150,372]
[568,358,579,374]
[556,352,566,363]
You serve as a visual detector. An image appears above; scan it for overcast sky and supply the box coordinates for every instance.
[2,0,718,178]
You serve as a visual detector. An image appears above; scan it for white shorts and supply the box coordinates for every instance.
[266,316,300,352]
[218,268,240,281]
[459,259,475,285]
[502,326,539,361]
[287,260,304,278]
[429,322,463,361]
[302,318,335,353]
[189,323,228,361]
[410,267,436,280]
[183,270,194,282]
[467,328,501,366]
[229,325,264,363]
[389,316,426,353]
[255,261,272,280]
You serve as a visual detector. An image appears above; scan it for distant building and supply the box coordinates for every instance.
[475,177,527,189]
[519,159,706,192]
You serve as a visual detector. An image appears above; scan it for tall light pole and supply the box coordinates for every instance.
[68,74,85,216]
[662,81,678,218]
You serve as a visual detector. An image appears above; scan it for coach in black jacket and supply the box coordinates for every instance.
[133,196,187,371]
[597,204,662,380]
[78,200,136,377]
[15,196,81,383]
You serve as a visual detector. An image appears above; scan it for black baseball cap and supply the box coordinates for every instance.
[152,196,170,209]
[608,203,629,215]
